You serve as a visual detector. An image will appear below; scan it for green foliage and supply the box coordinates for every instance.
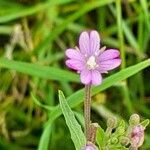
[96,126,105,150]
[58,90,85,150]
[0,0,150,149]
[38,124,52,150]
[31,93,54,111]
[96,116,149,150]
[0,58,79,82]
[141,119,150,128]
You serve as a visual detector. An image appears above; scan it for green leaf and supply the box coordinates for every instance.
[0,58,79,82]
[31,93,54,111]
[0,0,74,23]
[140,0,150,32]
[140,119,149,128]
[74,111,84,128]
[96,126,105,150]
[58,90,85,150]
[36,0,115,53]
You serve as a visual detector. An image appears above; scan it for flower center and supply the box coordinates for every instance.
[86,56,98,70]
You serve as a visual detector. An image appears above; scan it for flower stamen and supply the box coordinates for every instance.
[86,56,98,70]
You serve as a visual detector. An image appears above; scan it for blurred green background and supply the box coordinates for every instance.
[0,0,150,149]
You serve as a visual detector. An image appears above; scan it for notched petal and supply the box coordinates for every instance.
[80,69,91,85]
[99,49,120,62]
[79,31,90,54]
[66,59,84,71]
[91,70,102,85]
[89,30,100,54]
[100,59,121,71]
[66,48,84,60]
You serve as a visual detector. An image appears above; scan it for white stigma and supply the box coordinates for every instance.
[86,56,98,70]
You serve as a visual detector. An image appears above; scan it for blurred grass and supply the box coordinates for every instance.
[0,0,150,150]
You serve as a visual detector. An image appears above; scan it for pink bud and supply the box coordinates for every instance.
[131,125,144,148]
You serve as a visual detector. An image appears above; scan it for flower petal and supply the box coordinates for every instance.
[98,49,120,62]
[91,70,102,85]
[99,59,121,71]
[79,31,90,54]
[89,30,100,54]
[97,69,108,74]
[80,69,91,85]
[66,59,85,71]
[66,48,84,61]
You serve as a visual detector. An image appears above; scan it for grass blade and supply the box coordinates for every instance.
[35,0,115,53]
[0,58,79,82]
[38,123,52,150]
[31,93,54,111]
[116,0,125,68]
[0,0,74,23]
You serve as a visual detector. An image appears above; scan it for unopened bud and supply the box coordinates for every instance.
[107,117,117,129]
[116,127,125,135]
[110,137,118,144]
[129,114,140,126]
[130,125,144,148]
[120,137,130,146]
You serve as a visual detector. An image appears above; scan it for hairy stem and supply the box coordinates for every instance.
[84,84,91,143]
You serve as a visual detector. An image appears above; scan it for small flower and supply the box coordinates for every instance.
[130,125,145,148]
[65,30,121,85]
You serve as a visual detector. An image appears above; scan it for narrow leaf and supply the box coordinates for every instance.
[0,0,74,23]
[38,124,52,150]
[31,93,54,111]
[0,58,79,82]
[58,90,85,150]
[140,119,149,128]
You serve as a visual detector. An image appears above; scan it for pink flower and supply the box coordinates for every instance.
[65,30,121,85]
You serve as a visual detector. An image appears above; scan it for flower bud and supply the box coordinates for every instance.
[107,117,117,129]
[130,125,144,148]
[129,114,140,126]
[110,137,118,144]
[120,137,130,146]
[116,126,125,136]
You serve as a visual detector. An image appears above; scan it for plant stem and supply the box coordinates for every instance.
[84,84,91,143]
